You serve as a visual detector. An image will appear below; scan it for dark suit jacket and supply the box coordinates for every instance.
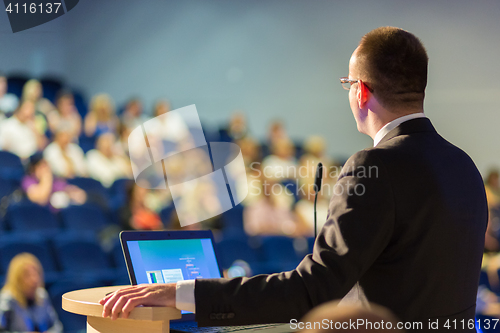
[195,118,488,332]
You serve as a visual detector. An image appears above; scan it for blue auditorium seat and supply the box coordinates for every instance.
[0,178,17,202]
[67,177,109,206]
[6,74,29,99]
[220,204,245,238]
[6,201,60,234]
[60,203,110,232]
[53,232,115,282]
[72,89,88,119]
[40,77,63,104]
[216,236,258,270]
[0,233,59,284]
[0,151,24,182]
[260,235,301,273]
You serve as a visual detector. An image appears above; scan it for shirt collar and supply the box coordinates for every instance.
[373,112,427,147]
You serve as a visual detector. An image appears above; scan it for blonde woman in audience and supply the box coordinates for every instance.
[22,79,56,116]
[0,253,63,333]
[44,125,87,178]
[86,133,131,187]
[47,90,82,139]
[84,93,118,137]
[0,100,47,159]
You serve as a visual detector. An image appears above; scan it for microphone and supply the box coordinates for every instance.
[314,162,323,239]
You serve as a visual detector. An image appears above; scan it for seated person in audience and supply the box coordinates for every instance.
[148,99,190,142]
[485,169,500,210]
[266,120,289,147]
[47,90,82,139]
[86,132,132,187]
[44,126,87,178]
[22,153,86,211]
[224,111,248,141]
[244,176,298,236]
[261,138,298,180]
[300,300,403,332]
[236,136,261,170]
[22,79,55,116]
[121,97,148,130]
[120,182,163,231]
[83,93,119,137]
[22,79,54,135]
[0,253,63,333]
[0,71,19,116]
[0,100,47,159]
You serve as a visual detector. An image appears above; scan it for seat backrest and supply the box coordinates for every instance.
[54,237,110,272]
[216,236,260,269]
[60,203,109,231]
[0,151,24,182]
[0,235,58,274]
[7,202,59,231]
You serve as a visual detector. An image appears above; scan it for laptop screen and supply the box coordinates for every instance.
[126,238,222,284]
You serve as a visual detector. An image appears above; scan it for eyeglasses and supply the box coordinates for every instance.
[340,77,358,90]
[339,77,373,92]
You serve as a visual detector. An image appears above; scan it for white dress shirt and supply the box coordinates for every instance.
[175,112,428,313]
[373,112,426,147]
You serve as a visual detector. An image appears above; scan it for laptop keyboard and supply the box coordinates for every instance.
[171,322,283,332]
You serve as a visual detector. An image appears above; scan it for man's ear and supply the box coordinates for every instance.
[357,80,370,109]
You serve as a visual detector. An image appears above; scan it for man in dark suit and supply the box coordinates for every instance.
[101,27,487,332]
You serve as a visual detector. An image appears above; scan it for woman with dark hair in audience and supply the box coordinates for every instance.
[119,181,163,231]
[21,152,86,211]
[0,253,62,333]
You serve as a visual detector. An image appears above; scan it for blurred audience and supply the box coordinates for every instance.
[84,93,118,137]
[44,126,87,178]
[86,133,131,187]
[22,79,55,116]
[244,175,297,236]
[485,169,500,210]
[225,111,248,141]
[47,90,82,139]
[0,100,47,159]
[121,97,148,129]
[261,138,298,180]
[148,99,189,142]
[120,182,163,231]
[22,153,86,211]
[0,253,63,333]
[0,72,19,116]
[267,120,289,146]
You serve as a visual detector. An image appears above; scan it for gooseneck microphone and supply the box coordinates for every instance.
[313,162,323,239]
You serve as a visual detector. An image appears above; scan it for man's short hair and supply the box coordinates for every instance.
[356,27,428,110]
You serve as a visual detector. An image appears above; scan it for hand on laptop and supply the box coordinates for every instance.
[99,284,177,320]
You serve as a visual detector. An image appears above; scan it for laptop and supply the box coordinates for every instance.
[120,230,297,333]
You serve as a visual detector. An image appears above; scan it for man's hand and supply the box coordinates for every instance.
[99,284,177,320]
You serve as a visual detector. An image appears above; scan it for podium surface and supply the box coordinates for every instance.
[62,286,182,333]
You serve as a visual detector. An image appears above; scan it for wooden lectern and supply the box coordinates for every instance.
[62,286,182,333]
